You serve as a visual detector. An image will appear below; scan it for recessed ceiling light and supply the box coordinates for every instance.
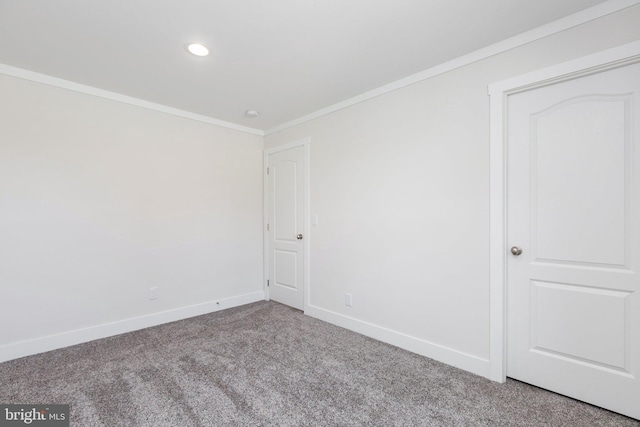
[245,110,260,118]
[186,43,209,57]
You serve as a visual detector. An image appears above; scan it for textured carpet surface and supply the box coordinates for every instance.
[0,301,637,426]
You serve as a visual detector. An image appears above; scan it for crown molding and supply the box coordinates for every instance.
[265,0,640,136]
[0,63,264,137]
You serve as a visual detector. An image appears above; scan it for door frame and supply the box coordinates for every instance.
[487,40,640,383]
[263,137,311,311]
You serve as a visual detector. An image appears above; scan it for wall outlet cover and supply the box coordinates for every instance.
[345,293,352,307]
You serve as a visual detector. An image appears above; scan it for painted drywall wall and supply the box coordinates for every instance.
[0,74,264,360]
[264,5,640,377]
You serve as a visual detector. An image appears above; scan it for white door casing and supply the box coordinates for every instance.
[489,41,640,419]
[264,139,310,311]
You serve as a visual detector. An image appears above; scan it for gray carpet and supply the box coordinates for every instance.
[0,301,637,426]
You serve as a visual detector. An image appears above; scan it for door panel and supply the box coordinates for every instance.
[275,249,298,289]
[507,61,640,419]
[274,160,298,242]
[267,145,305,310]
[531,280,628,370]
[532,96,628,266]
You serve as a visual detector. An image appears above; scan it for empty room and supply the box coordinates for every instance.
[1,0,640,425]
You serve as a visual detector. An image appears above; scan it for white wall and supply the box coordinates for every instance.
[264,5,640,377]
[0,74,264,361]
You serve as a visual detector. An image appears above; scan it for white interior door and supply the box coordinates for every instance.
[267,145,305,310]
[506,61,640,419]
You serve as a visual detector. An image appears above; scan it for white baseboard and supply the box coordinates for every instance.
[305,304,492,379]
[0,291,265,363]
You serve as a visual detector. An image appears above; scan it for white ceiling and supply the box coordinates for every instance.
[0,0,610,131]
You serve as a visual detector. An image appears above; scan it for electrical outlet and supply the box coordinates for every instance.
[149,287,158,300]
[345,293,352,307]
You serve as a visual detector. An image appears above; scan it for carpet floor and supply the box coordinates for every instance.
[0,301,637,426]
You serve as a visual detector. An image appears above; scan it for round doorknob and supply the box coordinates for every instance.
[296,234,303,240]
[510,246,523,256]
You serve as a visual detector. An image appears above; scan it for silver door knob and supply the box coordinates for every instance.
[296,234,303,240]
[510,246,523,256]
